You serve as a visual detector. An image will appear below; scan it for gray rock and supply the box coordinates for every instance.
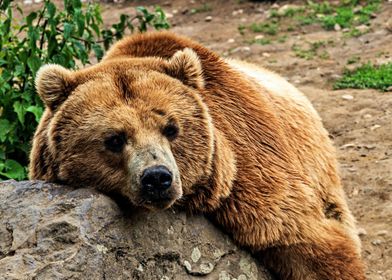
[0,180,272,280]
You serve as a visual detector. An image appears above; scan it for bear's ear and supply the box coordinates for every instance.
[35,64,76,111]
[165,48,205,90]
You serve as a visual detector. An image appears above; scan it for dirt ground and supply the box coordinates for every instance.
[20,0,392,278]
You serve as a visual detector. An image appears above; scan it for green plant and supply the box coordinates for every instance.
[334,63,392,91]
[238,24,246,35]
[277,35,288,43]
[264,0,381,34]
[320,0,380,30]
[252,38,272,45]
[0,0,169,180]
[190,3,212,14]
[308,1,333,15]
[347,56,360,64]
[292,41,328,60]
[282,7,305,17]
[249,22,278,35]
[322,7,354,29]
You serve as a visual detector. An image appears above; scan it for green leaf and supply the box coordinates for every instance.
[0,0,11,10]
[0,159,26,180]
[26,105,43,122]
[13,101,26,125]
[27,28,39,50]
[92,44,104,61]
[46,2,56,18]
[75,9,85,37]
[26,12,37,26]
[63,22,74,39]
[27,56,42,75]
[0,119,11,142]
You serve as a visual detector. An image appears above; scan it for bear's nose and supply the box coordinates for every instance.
[141,165,173,191]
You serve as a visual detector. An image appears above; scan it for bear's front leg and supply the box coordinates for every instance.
[212,196,365,280]
[259,223,365,280]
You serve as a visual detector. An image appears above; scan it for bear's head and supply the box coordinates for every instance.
[31,49,218,210]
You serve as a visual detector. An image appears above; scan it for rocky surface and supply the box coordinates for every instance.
[0,180,272,280]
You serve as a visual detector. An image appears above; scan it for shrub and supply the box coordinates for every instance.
[334,63,392,91]
[0,0,169,180]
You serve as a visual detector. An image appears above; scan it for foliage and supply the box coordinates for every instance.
[292,41,330,60]
[241,0,381,38]
[190,3,212,14]
[0,0,169,180]
[249,22,278,35]
[334,63,392,91]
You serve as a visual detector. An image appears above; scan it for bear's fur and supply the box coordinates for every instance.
[30,31,365,279]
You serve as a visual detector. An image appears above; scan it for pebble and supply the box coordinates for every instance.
[232,9,244,16]
[334,24,341,31]
[370,124,381,131]
[262,52,271,57]
[340,143,356,149]
[254,34,265,40]
[191,247,201,263]
[387,86,392,92]
[386,19,392,32]
[271,3,280,9]
[227,38,235,43]
[205,16,212,22]
[364,114,372,119]
[371,239,382,246]
[184,260,192,272]
[356,25,369,33]
[278,4,301,16]
[342,94,354,100]
[376,230,388,236]
[331,74,342,80]
[231,46,251,53]
[363,144,376,150]
[200,262,214,274]
[358,227,367,237]
[353,6,363,13]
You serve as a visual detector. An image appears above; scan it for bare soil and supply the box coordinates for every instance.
[23,0,392,278]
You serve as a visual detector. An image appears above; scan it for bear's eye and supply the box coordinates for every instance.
[162,123,179,141]
[104,133,126,153]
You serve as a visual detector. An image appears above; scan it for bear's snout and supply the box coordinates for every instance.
[128,144,182,210]
[141,165,173,191]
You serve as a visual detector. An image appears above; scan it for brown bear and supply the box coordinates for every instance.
[30,31,365,279]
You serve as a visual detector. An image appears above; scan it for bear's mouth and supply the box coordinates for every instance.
[138,188,181,210]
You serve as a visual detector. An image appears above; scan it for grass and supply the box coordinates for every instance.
[240,0,381,36]
[292,41,329,60]
[334,63,392,91]
[322,7,354,30]
[252,38,272,45]
[249,22,278,35]
[190,3,212,14]
[347,56,360,64]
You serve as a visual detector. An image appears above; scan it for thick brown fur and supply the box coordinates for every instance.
[30,31,365,279]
